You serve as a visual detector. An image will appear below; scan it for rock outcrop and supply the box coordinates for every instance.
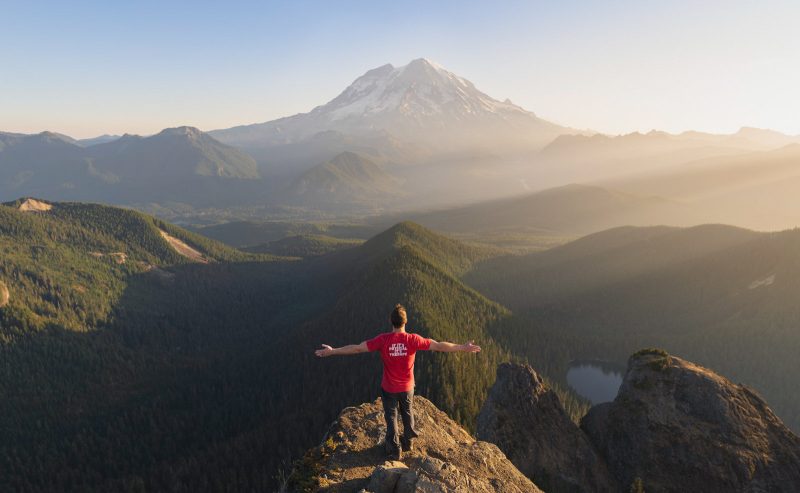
[286,396,542,492]
[582,349,800,492]
[477,363,615,492]
[293,351,800,493]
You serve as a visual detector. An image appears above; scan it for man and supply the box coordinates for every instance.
[315,304,481,460]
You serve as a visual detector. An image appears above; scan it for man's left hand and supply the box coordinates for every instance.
[461,341,481,353]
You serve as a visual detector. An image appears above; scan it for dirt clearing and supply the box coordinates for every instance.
[18,198,52,212]
[159,230,209,263]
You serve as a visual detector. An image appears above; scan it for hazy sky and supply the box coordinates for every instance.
[2,0,799,138]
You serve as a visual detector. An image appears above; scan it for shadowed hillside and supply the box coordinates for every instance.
[282,151,404,209]
[465,223,800,431]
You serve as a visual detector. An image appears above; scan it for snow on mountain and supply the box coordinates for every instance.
[211,58,576,153]
[318,58,530,122]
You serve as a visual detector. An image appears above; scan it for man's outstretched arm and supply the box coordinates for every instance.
[429,340,481,353]
[315,341,369,357]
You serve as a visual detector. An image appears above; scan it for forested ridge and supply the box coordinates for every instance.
[242,234,362,258]
[0,205,582,492]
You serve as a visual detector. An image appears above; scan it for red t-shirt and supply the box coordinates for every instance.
[367,331,432,393]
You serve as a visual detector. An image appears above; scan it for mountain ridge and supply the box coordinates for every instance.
[0,126,261,206]
[404,183,694,236]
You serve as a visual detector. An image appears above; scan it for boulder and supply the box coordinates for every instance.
[477,362,615,492]
[366,461,412,493]
[581,349,800,492]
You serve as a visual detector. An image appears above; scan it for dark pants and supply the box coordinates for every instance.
[381,388,418,453]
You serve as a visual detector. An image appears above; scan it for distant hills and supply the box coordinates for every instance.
[91,126,258,180]
[606,143,800,230]
[282,151,403,209]
[3,59,800,226]
[194,219,376,248]
[77,134,120,147]
[529,127,800,188]
[403,183,695,236]
[242,234,362,258]
[0,127,261,207]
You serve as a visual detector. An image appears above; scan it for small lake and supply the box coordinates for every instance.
[566,362,624,404]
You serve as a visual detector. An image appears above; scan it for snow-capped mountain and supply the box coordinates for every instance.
[211,58,576,155]
[320,58,529,123]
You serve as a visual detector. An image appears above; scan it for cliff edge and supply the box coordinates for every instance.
[582,349,800,492]
[286,396,542,493]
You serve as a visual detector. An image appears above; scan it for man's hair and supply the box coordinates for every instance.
[391,304,407,328]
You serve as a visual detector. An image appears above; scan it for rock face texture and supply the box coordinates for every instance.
[477,363,615,493]
[287,396,542,492]
[582,349,800,492]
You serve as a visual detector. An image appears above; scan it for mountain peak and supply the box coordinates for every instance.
[402,56,444,72]
[210,59,574,151]
[32,131,78,146]
[157,126,203,139]
[407,56,438,66]
[287,396,542,492]
[315,58,532,125]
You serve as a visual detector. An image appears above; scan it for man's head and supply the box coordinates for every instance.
[391,304,407,329]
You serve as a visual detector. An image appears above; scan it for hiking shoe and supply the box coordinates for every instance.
[387,449,402,461]
[401,439,414,452]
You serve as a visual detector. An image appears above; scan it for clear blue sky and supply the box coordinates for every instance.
[2,0,799,138]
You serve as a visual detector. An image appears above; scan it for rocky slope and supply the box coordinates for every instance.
[582,349,800,492]
[286,396,541,493]
[477,363,615,492]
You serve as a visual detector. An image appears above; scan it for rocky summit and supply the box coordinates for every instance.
[582,349,800,492]
[477,363,615,492]
[285,396,541,493]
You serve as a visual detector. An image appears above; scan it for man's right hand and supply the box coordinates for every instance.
[315,344,334,357]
